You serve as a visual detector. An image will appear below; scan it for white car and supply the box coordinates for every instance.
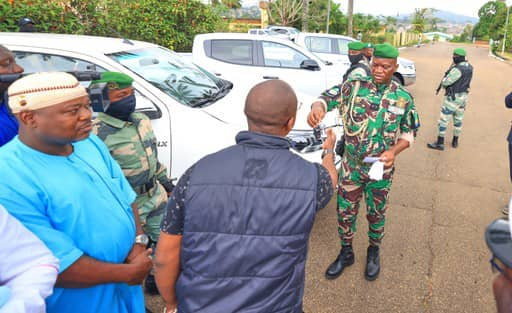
[191,33,343,99]
[295,32,416,86]
[266,26,300,41]
[1,33,326,178]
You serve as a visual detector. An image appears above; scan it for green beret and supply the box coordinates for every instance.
[364,42,373,49]
[453,48,466,57]
[347,41,365,51]
[373,43,399,59]
[92,71,133,89]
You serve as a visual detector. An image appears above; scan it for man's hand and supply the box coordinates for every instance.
[493,274,512,313]
[125,243,146,264]
[379,150,396,168]
[307,102,326,127]
[126,248,153,285]
[322,129,336,150]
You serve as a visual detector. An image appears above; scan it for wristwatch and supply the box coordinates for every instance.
[321,148,334,159]
[135,234,149,246]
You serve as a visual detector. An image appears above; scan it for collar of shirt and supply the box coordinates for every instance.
[236,131,291,150]
[96,112,131,129]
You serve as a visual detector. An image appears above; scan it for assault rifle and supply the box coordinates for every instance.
[436,63,455,95]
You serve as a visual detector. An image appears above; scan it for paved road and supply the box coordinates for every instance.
[147,42,510,313]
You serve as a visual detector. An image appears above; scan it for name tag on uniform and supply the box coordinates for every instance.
[388,106,405,115]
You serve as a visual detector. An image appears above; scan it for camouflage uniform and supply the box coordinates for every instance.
[438,62,470,137]
[318,76,420,246]
[345,58,371,81]
[93,112,171,241]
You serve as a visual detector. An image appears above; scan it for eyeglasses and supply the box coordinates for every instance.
[490,255,512,283]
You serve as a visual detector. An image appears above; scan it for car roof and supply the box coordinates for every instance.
[196,32,295,44]
[0,32,157,55]
[297,32,355,41]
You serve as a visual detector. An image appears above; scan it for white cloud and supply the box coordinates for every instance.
[333,0,490,18]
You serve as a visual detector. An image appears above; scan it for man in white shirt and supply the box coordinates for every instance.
[0,204,59,313]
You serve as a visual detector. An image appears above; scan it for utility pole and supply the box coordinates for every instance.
[347,0,354,37]
[503,2,511,54]
[302,0,309,32]
[326,0,331,33]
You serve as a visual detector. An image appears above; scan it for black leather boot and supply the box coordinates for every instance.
[365,245,380,281]
[427,136,445,151]
[452,136,459,148]
[325,245,355,280]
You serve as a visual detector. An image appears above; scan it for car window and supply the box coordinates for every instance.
[336,39,351,55]
[211,40,253,65]
[109,47,230,108]
[249,30,256,34]
[262,41,309,69]
[13,51,105,73]
[305,36,332,54]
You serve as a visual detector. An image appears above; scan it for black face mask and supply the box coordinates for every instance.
[106,94,136,121]
[348,53,364,65]
[453,55,465,64]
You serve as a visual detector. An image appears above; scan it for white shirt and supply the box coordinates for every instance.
[0,205,59,313]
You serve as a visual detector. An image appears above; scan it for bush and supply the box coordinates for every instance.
[0,0,228,52]
[0,0,84,33]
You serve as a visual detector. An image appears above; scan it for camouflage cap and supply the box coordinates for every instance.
[92,72,133,90]
[373,43,399,59]
[453,48,467,57]
[348,41,365,51]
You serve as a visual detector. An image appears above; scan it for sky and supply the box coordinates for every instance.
[333,0,489,18]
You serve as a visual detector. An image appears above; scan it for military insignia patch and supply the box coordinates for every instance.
[396,97,407,108]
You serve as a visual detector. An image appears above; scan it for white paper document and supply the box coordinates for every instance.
[368,161,385,181]
[363,157,380,163]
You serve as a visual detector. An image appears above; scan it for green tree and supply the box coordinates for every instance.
[474,0,507,40]
[411,8,429,33]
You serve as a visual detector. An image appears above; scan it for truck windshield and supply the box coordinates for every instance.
[108,47,231,108]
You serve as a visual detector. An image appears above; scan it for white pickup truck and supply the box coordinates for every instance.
[294,32,416,86]
[1,32,328,179]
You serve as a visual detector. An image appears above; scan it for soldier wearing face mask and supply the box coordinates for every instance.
[427,48,473,150]
[343,41,371,82]
[91,72,174,295]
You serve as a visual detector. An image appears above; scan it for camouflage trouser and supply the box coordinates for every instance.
[337,157,394,247]
[438,93,468,137]
[136,183,168,242]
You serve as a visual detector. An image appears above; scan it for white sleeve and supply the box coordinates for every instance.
[0,205,59,313]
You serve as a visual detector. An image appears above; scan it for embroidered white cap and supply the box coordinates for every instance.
[8,72,87,114]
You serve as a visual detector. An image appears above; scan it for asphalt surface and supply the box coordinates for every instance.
[146,42,509,313]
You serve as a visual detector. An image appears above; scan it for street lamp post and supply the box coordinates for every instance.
[503,1,511,54]
[326,0,331,33]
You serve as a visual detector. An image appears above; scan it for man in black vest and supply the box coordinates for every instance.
[428,48,473,150]
[154,80,338,313]
[343,41,372,82]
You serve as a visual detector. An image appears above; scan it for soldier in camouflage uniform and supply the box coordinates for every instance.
[91,72,174,294]
[428,48,473,150]
[343,41,371,82]
[308,43,420,281]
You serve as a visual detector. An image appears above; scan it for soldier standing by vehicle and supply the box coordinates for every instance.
[308,43,420,281]
[362,42,374,62]
[91,72,174,294]
[427,48,473,150]
[343,41,371,82]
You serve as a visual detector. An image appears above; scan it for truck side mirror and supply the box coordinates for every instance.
[300,59,320,71]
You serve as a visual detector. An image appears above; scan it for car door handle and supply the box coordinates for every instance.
[263,76,279,79]
[214,73,222,76]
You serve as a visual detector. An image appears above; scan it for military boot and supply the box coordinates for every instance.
[365,245,380,281]
[427,136,445,151]
[452,136,459,148]
[325,245,355,280]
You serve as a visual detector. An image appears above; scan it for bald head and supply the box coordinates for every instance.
[244,80,297,136]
